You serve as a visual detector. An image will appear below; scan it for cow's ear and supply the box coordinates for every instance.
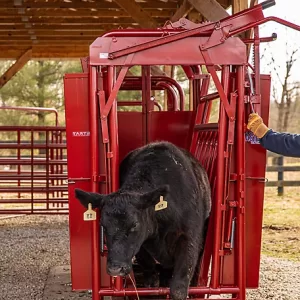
[136,185,170,209]
[74,188,105,209]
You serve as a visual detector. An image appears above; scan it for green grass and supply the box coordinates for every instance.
[261,187,300,261]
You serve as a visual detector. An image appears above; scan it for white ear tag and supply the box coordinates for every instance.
[84,203,97,221]
[155,196,168,211]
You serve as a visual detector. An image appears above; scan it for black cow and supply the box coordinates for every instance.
[75,141,211,300]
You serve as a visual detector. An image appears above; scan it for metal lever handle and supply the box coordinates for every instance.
[261,0,276,10]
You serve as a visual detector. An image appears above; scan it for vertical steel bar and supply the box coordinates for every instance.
[17,130,21,199]
[50,131,55,198]
[59,131,63,203]
[55,130,59,199]
[142,66,151,144]
[107,65,122,290]
[210,67,229,288]
[30,129,34,214]
[254,26,261,98]
[219,66,231,280]
[46,130,49,211]
[90,66,101,300]
[236,65,246,300]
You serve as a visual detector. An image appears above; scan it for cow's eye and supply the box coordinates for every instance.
[130,223,138,232]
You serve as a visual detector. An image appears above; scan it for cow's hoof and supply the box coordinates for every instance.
[170,284,188,300]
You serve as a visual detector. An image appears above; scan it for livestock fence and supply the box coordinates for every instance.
[265,152,300,195]
[0,125,68,214]
[0,127,297,214]
[0,106,68,214]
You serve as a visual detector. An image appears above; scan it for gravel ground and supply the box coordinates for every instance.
[247,256,300,300]
[0,215,70,300]
[0,215,299,300]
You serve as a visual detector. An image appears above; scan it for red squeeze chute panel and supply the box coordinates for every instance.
[89,37,246,66]
[244,75,271,288]
[64,74,196,290]
[64,74,93,289]
[64,74,111,290]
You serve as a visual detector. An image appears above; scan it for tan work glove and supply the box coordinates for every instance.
[247,113,269,138]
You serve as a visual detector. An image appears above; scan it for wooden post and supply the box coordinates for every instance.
[232,0,248,38]
[277,156,284,196]
[113,0,158,28]
[187,0,229,21]
[0,48,32,89]
[232,0,248,13]
[171,0,194,22]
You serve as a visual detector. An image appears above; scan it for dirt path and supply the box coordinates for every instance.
[0,215,299,300]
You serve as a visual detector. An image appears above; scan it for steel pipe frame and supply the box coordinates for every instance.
[89,65,101,300]
[88,66,242,299]
[0,126,68,214]
[117,101,162,111]
[84,1,300,298]
[122,76,185,111]
[98,286,240,296]
[0,106,60,126]
[0,211,69,214]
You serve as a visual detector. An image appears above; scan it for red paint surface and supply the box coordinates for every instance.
[63,2,282,298]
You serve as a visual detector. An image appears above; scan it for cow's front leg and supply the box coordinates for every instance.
[170,235,199,300]
[135,246,159,287]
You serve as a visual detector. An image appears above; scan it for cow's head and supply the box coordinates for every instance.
[75,186,169,277]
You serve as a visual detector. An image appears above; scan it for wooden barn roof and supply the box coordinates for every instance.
[0,0,250,60]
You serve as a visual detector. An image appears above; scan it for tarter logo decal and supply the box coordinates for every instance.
[72,131,90,137]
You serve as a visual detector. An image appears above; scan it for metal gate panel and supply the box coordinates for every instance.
[0,126,68,214]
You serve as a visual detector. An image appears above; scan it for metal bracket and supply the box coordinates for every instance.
[202,52,235,119]
[67,178,91,184]
[92,175,107,182]
[246,176,268,183]
[201,24,233,50]
[227,92,237,145]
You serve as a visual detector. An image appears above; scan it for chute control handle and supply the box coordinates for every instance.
[261,0,276,10]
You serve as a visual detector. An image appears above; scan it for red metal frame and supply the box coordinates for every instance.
[0,105,60,126]
[0,126,68,214]
[64,1,300,299]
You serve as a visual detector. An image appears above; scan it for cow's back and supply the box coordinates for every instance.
[119,141,211,223]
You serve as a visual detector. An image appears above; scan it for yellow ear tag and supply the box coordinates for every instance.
[155,196,168,211]
[83,203,97,221]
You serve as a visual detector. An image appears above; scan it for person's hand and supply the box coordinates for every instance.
[247,113,269,138]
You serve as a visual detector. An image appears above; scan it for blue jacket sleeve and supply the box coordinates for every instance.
[259,129,300,157]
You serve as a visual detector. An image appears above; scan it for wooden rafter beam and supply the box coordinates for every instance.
[0,29,127,36]
[151,66,166,76]
[0,44,89,59]
[0,0,178,10]
[171,0,194,22]
[0,23,143,30]
[0,9,172,18]
[0,39,92,44]
[0,36,96,40]
[187,0,229,21]
[232,0,248,13]
[0,17,167,24]
[0,48,32,88]
[218,0,231,8]
[113,0,159,28]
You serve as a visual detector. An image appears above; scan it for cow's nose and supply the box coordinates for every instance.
[107,264,131,276]
[107,266,123,276]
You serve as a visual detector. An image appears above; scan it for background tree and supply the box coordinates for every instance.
[0,59,81,126]
[261,42,300,134]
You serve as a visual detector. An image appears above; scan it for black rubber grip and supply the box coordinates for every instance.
[261,0,276,10]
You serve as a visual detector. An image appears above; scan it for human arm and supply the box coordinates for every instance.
[247,113,300,157]
[260,130,300,157]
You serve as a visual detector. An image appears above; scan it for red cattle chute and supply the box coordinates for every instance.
[64,1,299,299]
